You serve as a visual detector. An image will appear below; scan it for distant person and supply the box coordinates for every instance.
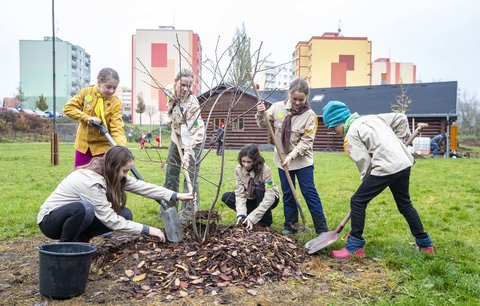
[64,68,126,168]
[155,135,161,148]
[430,133,447,158]
[216,122,225,156]
[37,146,194,242]
[322,101,435,260]
[162,69,205,224]
[221,144,279,229]
[256,78,328,235]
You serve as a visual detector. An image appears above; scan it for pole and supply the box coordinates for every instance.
[51,0,59,165]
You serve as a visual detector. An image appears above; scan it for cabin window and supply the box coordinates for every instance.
[232,118,244,131]
[214,118,225,129]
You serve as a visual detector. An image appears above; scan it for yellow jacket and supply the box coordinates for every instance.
[64,85,127,155]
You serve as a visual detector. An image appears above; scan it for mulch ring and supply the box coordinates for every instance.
[92,225,310,302]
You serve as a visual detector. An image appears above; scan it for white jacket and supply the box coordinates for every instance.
[37,169,174,234]
[344,113,413,180]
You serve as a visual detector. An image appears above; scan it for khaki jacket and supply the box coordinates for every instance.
[234,164,279,224]
[166,85,205,149]
[256,100,317,170]
[64,85,127,155]
[37,169,175,234]
[344,113,414,180]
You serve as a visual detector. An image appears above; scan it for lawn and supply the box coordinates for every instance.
[0,142,479,304]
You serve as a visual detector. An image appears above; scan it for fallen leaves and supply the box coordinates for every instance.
[92,225,309,301]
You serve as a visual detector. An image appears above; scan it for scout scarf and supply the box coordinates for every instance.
[343,112,360,136]
[281,99,310,152]
[94,92,108,130]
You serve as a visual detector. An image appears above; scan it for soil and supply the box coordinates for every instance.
[0,227,394,306]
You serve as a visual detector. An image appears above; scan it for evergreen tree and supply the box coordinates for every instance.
[228,23,252,87]
[136,92,146,126]
[35,94,49,111]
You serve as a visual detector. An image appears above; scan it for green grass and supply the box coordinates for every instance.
[1,143,479,304]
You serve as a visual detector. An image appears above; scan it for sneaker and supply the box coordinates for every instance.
[331,247,365,260]
[420,246,436,254]
[101,232,113,238]
[281,229,296,235]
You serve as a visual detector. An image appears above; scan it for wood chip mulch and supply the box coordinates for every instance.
[92,225,310,301]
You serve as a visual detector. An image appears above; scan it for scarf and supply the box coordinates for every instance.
[94,92,108,130]
[281,99,310,152]
[343,112,360,136]
[246,176,255,200]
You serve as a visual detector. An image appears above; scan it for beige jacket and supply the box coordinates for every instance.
[256,100,317,170]
[234,164,279,224]
[344,113,414,180]
[166,85,205,150]
[37,169,174,234]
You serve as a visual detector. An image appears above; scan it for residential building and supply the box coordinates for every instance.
[19,37,91,111]
[115,86,132,123]
[371,58,416,85]
[131,26,201,125]
[293,32,371,88]
[255,60,294,90]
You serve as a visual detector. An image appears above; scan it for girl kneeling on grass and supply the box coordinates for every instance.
[222,144,280,230]
[37,146,193,242]
[322,101,435,260]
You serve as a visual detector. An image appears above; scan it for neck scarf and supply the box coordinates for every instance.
[281,99,310,152]
[94,91,108,129]
[246,176,255,200]
[343,112,360,136]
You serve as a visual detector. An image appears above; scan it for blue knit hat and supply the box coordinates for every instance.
[322,101,351,129]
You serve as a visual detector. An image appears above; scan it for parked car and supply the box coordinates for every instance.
[0,107,20,113]
[45,110,64,118]
[34,110,49,118]
[20,109,39,116]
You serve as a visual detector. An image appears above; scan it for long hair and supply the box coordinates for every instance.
[102,146,133,213]
[237,144,265,176]
[97,67,120,83]
[289,77,309,96]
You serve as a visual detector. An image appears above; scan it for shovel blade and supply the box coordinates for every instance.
[161,207,184,243]
[305,231,339,254]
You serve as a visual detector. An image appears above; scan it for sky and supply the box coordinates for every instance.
[1,0,479,99]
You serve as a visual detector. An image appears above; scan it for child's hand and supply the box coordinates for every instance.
[236,215,246,226]
[282,155,293,168]
[148,227,165,242]
[256,103,266,112]
[177,193,195,202]
[242,218,254,230]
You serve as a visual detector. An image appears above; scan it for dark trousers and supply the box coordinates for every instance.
[278,165,328,234]
[221,184,279,227]
[350,167,429,241]
[39,200,133,242]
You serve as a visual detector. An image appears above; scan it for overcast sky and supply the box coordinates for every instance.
[1,0,479,99]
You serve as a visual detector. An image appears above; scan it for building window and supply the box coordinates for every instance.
[214,118,225,129]
[232,118,244,131]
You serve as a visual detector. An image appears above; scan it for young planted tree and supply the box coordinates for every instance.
[35,94,48,111]
[228,23,252,87]
[136,92,146,126]
[15,85,25,108]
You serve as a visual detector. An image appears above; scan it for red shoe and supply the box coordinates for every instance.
[331,247,365,259]
[420,246,435,254]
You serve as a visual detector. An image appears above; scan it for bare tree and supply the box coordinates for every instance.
[391,82,411,113]
[136,92,146,126]
[146,104,157,129]
[458,91,479,135]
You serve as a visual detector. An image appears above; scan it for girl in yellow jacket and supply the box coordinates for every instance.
[64,68,127,168]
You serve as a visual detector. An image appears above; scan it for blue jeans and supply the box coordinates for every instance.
[431,142,440,157]
[278,165,328,234]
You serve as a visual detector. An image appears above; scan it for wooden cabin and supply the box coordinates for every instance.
[198,81,458,152]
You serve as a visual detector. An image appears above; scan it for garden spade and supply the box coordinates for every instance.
[305,122,428,254]
[91,122,184,242]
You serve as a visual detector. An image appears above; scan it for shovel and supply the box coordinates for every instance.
[304,122,428,254]
[90,122,184,242]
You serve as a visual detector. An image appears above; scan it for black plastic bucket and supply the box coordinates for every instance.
[38,242,97,299]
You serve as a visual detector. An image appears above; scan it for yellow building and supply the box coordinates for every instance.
[294,32,371,88]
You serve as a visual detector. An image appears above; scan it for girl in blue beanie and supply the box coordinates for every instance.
[322,101,434,259]
[256,78,328,235]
